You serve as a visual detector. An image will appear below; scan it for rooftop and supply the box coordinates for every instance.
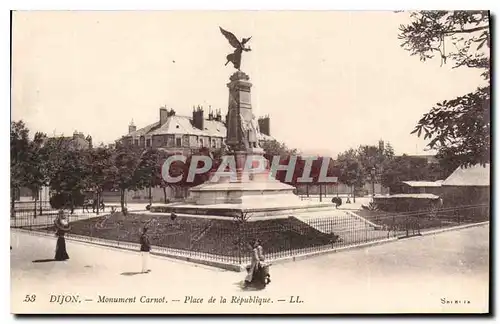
[442,164,490,187]
[401,180,444,188]
[125,114,273,141]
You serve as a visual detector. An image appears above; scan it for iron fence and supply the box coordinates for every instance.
[11,204,489,266]
[10,207,102,230]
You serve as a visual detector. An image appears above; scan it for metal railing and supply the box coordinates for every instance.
[10,203,104,229]
[11,204,489,266]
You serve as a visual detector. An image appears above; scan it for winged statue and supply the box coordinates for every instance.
[219,27,252,70]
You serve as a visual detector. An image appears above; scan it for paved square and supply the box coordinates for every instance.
[11,225,489,314]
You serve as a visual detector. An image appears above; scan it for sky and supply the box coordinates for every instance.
[11,11,487,157]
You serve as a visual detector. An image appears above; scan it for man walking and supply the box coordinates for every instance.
[140,226,151,273]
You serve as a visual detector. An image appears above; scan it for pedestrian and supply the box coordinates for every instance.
[140,226,151,273]
[54,210,70,261]
[244,238,270,287]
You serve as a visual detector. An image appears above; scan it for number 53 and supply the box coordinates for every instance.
[23,294,36,302]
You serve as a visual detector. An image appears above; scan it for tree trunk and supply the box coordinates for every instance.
[70,194,75,214]
[96,191,99,216]
[11,193,15,218]
[120,189,125,214]
[162,187,167,203]
[352,185,356,203]
[39,188,43,216]
[306,184,309,197]
[149,186,152,205]
[34,196,37,218]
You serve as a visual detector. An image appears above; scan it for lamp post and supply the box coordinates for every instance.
[371,167,376,202]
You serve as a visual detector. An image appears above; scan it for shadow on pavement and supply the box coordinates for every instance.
[234,280,266,291]
[32,259,56,263]
[121,271,144,276]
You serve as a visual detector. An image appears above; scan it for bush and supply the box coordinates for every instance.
[373,196,439,213]
[331,197,342,207]
[361,202,379,211]
[145,204,151,211]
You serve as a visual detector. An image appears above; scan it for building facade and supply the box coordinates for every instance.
[112,105,274,203]
[118,106,273,155]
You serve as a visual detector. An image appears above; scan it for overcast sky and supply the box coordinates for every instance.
[11,11,486,157]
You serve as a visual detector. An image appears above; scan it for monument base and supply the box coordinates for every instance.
[149,177,338,220]
[185,180,299,205]
[149,200,338,220]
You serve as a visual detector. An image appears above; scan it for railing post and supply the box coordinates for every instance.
[392,214,397,235]
[406,215,409,238]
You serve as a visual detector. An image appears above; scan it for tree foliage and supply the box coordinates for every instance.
[261,139,298,160]
[381,155,444,192]
[399,10,490,168]
[337,149,365,190]
[10,121,31,215]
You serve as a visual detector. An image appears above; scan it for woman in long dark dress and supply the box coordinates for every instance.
[244,239,271,288]
[54,211,70,261]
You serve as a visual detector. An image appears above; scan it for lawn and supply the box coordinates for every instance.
[40,212,340,259]
[355,205,489,232]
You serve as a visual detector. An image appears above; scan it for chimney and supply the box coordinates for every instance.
[128,120,136,134]
[258,116,271,136]
[192,105,204,130]
[167,108,176,117]
[73,131,85,139]
[208,105,215,121]
[160,107,168,125]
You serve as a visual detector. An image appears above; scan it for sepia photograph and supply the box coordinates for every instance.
[9,10,491,315]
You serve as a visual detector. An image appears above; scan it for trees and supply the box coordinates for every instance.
[261,139,298,160]
[25,132,48,216]
[381,155,438,193]
[310,157,338,202]
[10,121,31,216]
[134,148,167,205]
[160,152,185,203]
[49,147,89,213]
[356,142,395,197]
[399,11,490,168]
[106,144,142,213]
[86,147,114,214]
[337,149,365,202]
[336,142,397,199]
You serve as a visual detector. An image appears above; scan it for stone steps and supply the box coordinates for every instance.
[293,210,376,236]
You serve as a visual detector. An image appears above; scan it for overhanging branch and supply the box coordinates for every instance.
[443,25,489,35]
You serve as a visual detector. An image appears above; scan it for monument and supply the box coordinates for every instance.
[150,28,338,218]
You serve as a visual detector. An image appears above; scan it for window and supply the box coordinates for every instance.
[146,139,151,147]
[134,139,139,146]
[176,138,182,147]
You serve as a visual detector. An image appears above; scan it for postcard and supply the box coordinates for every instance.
[10,10,490,314]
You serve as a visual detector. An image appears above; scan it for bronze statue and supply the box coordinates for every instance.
[220,27,252,70]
